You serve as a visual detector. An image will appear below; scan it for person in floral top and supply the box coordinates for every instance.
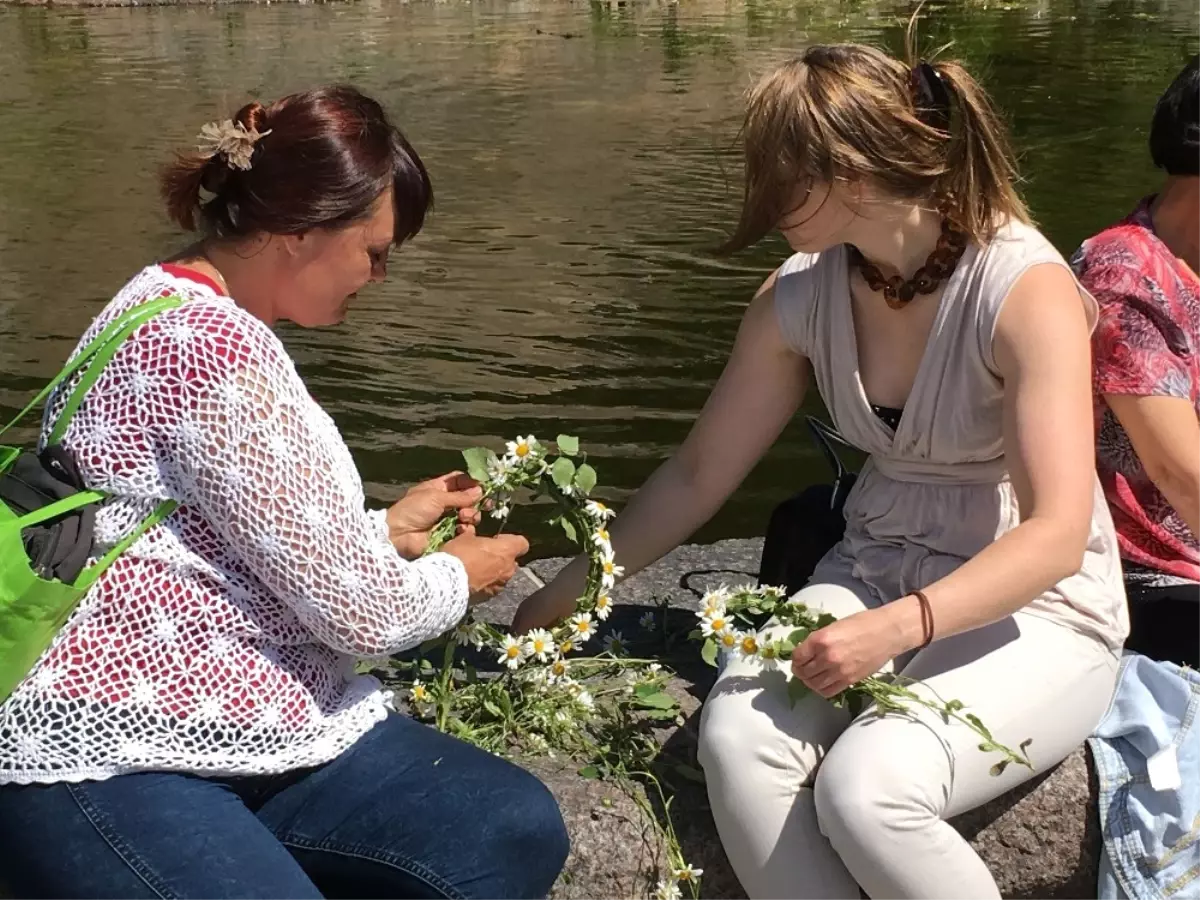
[1072,55,1199,667]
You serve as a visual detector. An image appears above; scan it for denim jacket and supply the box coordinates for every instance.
[1089,654,1200,899]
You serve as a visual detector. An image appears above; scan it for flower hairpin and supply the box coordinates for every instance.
[196,119,271,171]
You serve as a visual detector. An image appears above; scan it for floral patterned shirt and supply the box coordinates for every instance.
[1072,197,1200,584]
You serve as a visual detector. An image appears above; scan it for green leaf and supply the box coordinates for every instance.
[787,628,811,646]
[687,628,704,641]
[556,434,580,457]
[633,690,677,710]
[574,463,597,495]
[787,677,811,707]
[462,447,496,484]
[551,457,576,490]
[482,699,503,718]
[814,612,838,629]
[701,638,719,668]
[578,765,601,779]
[559,517,578,542]
[965,713,994,741]
[464,664,478,684]
[674,764,707,784]
[497,689,513,717]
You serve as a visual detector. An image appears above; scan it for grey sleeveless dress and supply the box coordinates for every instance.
[773,219,1128,649]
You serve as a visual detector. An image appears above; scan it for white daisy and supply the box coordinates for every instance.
[654,879,682,900]
[757,643,783,671]
[735,631,761,660]
[498,634,527,670]
[700,609,733,638]
[486,456,514,482]
[453,619,486,649]
[547,656,570,683]
[594,594,613,621]
[591,528,612,553]
[602,630,627,656]
[585,499,616,521]
[639,611,655,630]
[717,629,739,652]
[490,503,511,521]
[523,628,554,663]
[600,555,624,589]
[504,434,539,464]
[700,587,730,617]
[575,689,595,711]
[673,864,703,883]
[568,613,595,642]
[557,634,580,657]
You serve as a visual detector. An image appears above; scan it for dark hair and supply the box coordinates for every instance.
[1150,55,1199,177]
[161,85,433,244]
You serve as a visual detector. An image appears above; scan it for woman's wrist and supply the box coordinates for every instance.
[884,593,931,655]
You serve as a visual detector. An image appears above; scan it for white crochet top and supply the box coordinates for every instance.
[0,266,469,785]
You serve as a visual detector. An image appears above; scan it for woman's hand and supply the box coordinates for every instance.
[512,587,576,635]
[386,472,482,559]
[442,532,530,604]
[790,606,909,698]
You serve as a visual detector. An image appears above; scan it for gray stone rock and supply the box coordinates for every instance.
[489,540,1100,899]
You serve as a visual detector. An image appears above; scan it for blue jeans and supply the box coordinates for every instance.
[0,713,569,899]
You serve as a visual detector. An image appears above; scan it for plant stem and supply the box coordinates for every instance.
[436,637,457,732]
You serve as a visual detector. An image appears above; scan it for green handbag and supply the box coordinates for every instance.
[0,295,183,704]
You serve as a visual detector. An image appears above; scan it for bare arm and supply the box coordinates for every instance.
[1103,393,1200,537]
[881,263,1099,648]
[513,271,809,631]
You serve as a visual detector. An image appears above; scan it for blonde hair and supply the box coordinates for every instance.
[720,17,1029,253]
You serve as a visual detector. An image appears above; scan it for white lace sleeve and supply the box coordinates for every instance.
[155,301,468,656]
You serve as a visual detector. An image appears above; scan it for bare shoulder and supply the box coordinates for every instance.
[993,262,1091,374]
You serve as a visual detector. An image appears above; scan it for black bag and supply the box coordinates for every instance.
[0,445,96,584]
[757,416,858,595]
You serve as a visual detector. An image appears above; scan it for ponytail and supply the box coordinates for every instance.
[933,59,1030,242]
[903,6,1030,241]
[159,101,267,234]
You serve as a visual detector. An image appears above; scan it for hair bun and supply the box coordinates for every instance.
[235,101,269,135]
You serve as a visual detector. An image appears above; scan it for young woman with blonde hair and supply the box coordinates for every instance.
[515,31,1127,900]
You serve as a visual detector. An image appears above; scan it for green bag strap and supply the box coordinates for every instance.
[48,296,186,444]
[0,295,185,442]
[9,490,108,529]
[3,493,176,589]
[75,498,178,590]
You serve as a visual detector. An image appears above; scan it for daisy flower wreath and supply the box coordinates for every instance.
[404,435,704,898]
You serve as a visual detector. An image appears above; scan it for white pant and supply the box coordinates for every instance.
[697,578,1120,899]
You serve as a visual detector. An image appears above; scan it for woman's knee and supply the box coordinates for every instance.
[484,762,570,897]
[697,675,778,778]
[812,723,945,850]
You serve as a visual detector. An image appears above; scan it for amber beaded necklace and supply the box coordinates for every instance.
[848,220,969,310]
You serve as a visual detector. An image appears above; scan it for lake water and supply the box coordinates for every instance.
[0,0,1194,552]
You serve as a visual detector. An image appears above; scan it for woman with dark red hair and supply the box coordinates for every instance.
[0,86,568,899]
